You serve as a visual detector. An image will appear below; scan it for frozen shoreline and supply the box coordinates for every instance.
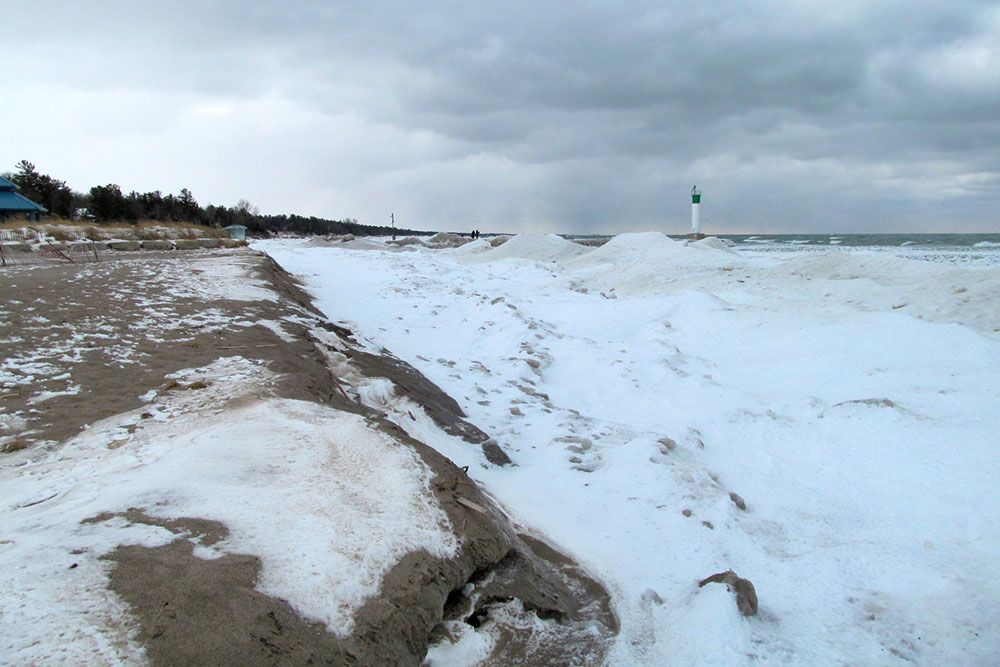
[258,233,1000,664]
[562,233,1000,268]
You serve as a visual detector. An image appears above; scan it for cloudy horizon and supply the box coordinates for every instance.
[3,1,998,234]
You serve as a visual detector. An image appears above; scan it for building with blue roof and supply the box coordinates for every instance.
[0,176,47,221]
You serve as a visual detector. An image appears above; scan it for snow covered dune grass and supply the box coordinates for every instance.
[257,234,1000,665]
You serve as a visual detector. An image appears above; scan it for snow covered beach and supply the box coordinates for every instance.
[259,233,1000,665]
[0,249,616,665]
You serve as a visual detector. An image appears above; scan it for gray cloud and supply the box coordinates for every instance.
[2,1,997,232]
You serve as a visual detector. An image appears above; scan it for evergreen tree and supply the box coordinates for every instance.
[88,184,135,220]
[177,188,199,221]
[7,160,432,237]
[10,160,75,217]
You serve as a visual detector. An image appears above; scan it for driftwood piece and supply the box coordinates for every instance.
[455,496,488,514]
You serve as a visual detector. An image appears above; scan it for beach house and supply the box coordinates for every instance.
[0,176,47,221]
[224,224,247,240]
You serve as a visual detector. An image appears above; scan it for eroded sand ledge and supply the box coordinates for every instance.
[0,249,616,665]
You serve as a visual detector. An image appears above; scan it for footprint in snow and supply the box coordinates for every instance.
[554,435,602,472]
[469,361,492,374]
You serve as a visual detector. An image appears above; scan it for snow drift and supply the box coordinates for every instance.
[456,233,592,265]
[258,235,1000,665]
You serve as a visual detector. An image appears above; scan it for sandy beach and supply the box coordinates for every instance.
[3,234,998,664]
[5,2,999,662]
[0,248,616,665]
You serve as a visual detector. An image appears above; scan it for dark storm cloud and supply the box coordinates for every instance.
[2,1,997,231]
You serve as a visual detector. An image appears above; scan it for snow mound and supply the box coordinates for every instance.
[341,237,388,251]
[427,232,470,248]
[782,251,913,281]
[461,233,592,264]
[691,236,735,253]
[563,232,745,296]
[598,231,678,258]
[777,251,1000,333]
[388,236,426,247]
[305,234,356,247]
[446,239,492,257]
[570,232,738,269]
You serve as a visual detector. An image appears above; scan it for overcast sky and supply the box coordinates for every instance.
[2,1,998,233]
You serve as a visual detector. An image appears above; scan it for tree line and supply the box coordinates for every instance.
[2,160,428,237]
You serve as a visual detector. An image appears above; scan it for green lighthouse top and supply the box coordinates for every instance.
[691,185,701,204]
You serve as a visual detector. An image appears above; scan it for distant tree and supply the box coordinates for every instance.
[129,190,168,220]
[233,198,260,226]
[10,160,75,217]
[88,184,135,220]
[7,160,429,236]
[235,198,259,216]
[71,190,88,212]
[202,204,234,228]
[177,188,199,221]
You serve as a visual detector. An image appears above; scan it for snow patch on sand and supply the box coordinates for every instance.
[0,357,457,663]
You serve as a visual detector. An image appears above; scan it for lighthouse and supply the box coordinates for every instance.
[690,185,704,239]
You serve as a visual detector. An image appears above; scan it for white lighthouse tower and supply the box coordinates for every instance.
[690,185,704,239]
